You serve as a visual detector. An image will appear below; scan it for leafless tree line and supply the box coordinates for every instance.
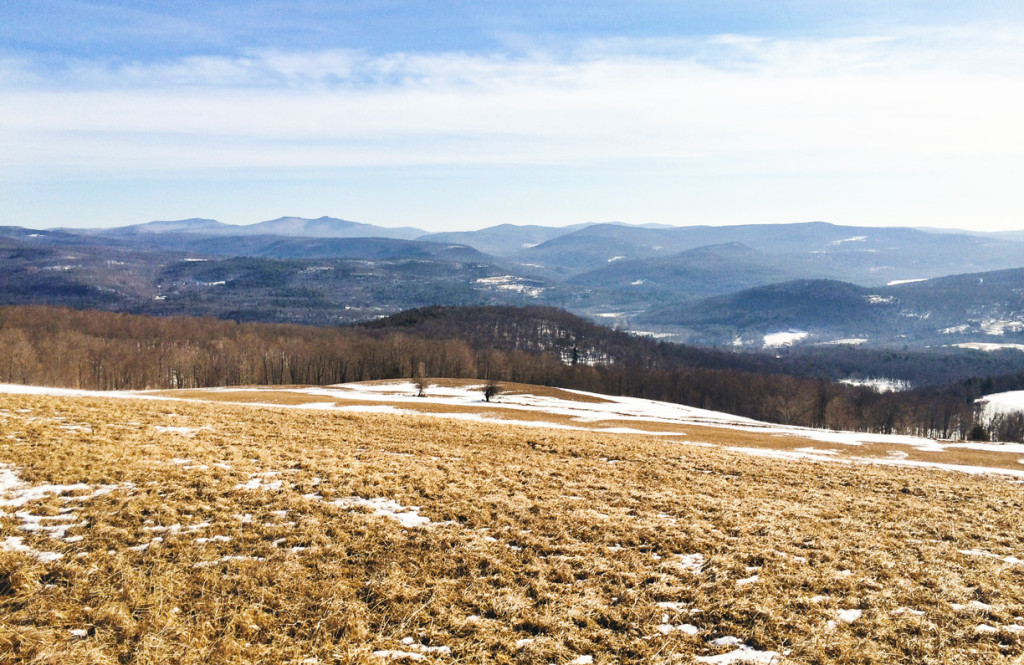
[0,305,1017,440]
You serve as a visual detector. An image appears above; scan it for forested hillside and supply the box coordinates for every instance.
[3,304,1024,441]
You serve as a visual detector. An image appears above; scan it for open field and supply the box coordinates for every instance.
[2,381,1024,663]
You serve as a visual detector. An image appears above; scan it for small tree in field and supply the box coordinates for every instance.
[483,382,502,403]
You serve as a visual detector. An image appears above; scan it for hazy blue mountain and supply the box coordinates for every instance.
[515,222,1024,285]
[114,234,493,263]
[639,269,1024,348]
[417,223,592,256]
[98,216,425,240]
[5,220,1024,351]
[95,218,231,235]
[244,216,425,239]
[567,242,812,299]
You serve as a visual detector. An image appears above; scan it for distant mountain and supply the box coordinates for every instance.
[515,221,1024,285]
[639,269,1024,348]
[567,242,813,301]
[110,234,493,263]
[244,216,425,240]
[96,218,231,235]
[5,219,1024,351]
[418,223,593,256]
[99,216,425,240]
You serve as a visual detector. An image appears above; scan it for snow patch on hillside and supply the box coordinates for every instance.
[956,343,1024,352]
[839,378,911,393]
[763,331,808,348]
[474,275,543,298]
[829,236,867,246]
[822,338,867,346]
[982,320,1024,336]
[976,391,1024,421]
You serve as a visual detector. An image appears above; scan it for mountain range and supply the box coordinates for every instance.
[3,216,1024,351]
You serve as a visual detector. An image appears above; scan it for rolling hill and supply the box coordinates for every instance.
[4,219,1024,350]
[640,269,1024,349]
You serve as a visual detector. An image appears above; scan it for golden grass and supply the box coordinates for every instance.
[149,381,1024,475]
[2,389,1024,664]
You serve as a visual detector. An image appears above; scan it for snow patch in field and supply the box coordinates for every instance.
[695,645,781,664]
[192,555,265,568]
[597,427,685,436]
[763,331,808,348]
[1,464,130,556]
[794,447,840,456]
[329,496,432,528]
[670,553,706,574]
[837,609,863,624]
[16,510,87,539]
[959,549,1024,566]
[1,536,62,562]
[372,651,424,661]
[893,607,925,617]
[155,426,207,436]
[234,475,284,491]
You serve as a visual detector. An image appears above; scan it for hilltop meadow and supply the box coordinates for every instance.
[2,384,1023,664]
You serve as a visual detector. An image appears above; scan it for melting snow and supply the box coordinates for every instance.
[959,549,1024,566]
[837,609,863,624]
[822,338,867,346]
[975,391,1024,423]
[839,377,911,393]
[2,536,62,562]
[763,331,808,348]
[156,426,207,436]
[673,553,706,574]
[696,645,780,664]
[956,343,1024,352]
[329,496,432,528]
[982,320,1024,336]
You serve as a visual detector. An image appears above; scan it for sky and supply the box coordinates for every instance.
[1,1,1023,232]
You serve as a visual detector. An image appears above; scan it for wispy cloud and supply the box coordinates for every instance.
[2,25,1023,179]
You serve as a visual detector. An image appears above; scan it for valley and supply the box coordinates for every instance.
[3,219,1024,349]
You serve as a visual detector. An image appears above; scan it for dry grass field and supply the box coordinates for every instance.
[2,381,1024,664]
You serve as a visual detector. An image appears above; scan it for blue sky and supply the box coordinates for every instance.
[2,1,1023,231]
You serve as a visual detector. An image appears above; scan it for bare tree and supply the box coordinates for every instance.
[483,381,502,403]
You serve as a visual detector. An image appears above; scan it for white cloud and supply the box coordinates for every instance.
[2,25,1023,178]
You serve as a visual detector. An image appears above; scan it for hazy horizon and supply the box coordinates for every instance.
[21,215,1024,237]
[3,1,1023,233]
